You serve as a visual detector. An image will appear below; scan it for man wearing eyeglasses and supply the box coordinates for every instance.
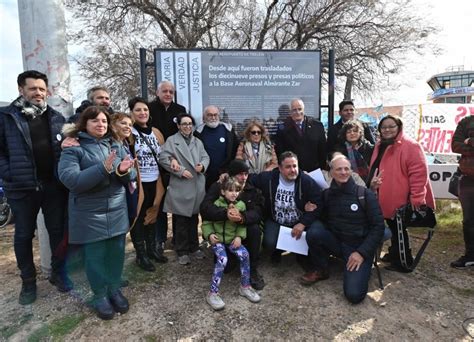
[275,98,327,172]
[326,100,375,158]
[194,105,239,190]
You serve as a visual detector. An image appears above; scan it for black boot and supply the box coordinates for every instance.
[19,278,37,305]
[385,248,414,273]
[93,297,115,320]
[109,289,129,314]
[49,272,73,292]
[250,268,265,290]
[146,232,168,263]
[134,241,155,272]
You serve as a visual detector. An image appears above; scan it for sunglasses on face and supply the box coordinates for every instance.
[250,131,262,135]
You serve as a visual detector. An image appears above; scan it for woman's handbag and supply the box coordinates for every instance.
[448,169,462,197]
[395,204,437,271]
[400,204,437,228]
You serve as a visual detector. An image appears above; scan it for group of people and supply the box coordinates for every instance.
[3,68,470,319]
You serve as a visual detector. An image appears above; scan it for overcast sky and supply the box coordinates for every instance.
[1,0,473,108]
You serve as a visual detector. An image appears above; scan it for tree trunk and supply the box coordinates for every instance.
[344,73,353,100]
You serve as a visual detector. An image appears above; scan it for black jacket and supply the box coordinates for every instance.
[275,116,327,171]
[321,177,384,259]
[327,118,375,158]
[149,100,186,140]
[200,181,264,226]
[250,168,323,227]
[0,103,65,192]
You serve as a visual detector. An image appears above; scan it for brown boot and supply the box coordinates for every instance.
[300,270,329,286]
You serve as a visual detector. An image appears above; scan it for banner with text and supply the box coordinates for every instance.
[154,49,321,132]
[407,103,474,154]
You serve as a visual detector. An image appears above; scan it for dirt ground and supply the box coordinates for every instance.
[0,222,473,341]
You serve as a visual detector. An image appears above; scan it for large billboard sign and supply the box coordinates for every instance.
[408,103,474,154]
[154,49,321,132]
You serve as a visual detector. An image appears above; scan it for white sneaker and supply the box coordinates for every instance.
[239,286,261,303]
[191,249,205,260]
[206,292,225,310]
[178,254,191,265]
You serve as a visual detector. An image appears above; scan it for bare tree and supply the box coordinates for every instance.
[65,0,439,109]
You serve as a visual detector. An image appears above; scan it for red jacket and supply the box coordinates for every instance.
[370,131,435,219]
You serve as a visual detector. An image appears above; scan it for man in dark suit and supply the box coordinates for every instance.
[275,98,327,172]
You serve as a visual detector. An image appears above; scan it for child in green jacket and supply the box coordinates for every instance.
[202,177,261,310]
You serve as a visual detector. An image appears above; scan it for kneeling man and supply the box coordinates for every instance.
[302,154,384,304]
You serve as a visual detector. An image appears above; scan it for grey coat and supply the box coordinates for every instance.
[159,132,210,217]
[58,132,136,244]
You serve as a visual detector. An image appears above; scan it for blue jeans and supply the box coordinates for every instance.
[306,223,373,304]
[459,175,474,257]
[263,218,325,252]
[83,234,125,298]
[7,181,67,281]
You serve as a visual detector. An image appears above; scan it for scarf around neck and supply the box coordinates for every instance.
[13,96,47,119]
[345,141,369,181]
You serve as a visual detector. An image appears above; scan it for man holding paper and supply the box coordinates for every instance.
[303,154,384,304]
[250,151,324,262]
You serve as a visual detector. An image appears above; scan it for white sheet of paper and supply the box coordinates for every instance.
[308,168,329,189]
[276,226,309,256]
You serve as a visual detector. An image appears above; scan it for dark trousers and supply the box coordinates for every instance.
[306,223,373,304]
[459,175,474,257]
[83,234,125,298]
[8,181,67,281]
[130,181,156,244]
[174,214,199,256]
[155,199,168,244]
[386,218,413,266]
[245,223,262,271]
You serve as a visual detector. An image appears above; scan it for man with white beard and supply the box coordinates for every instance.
[194,105,239,189]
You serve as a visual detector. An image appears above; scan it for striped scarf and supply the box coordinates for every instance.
[346,142,369,181]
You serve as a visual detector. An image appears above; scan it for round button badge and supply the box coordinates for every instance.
[350,204,359,211]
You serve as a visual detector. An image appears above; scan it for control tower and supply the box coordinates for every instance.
[427,66,474,103]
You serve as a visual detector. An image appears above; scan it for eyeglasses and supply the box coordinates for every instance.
[380,125,398,130]
[250,131,262,135]
[180,122,193,127]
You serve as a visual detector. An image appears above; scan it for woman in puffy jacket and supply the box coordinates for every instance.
[59,106,136,320]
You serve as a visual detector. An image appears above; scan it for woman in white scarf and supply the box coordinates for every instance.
[236,120,277,174]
